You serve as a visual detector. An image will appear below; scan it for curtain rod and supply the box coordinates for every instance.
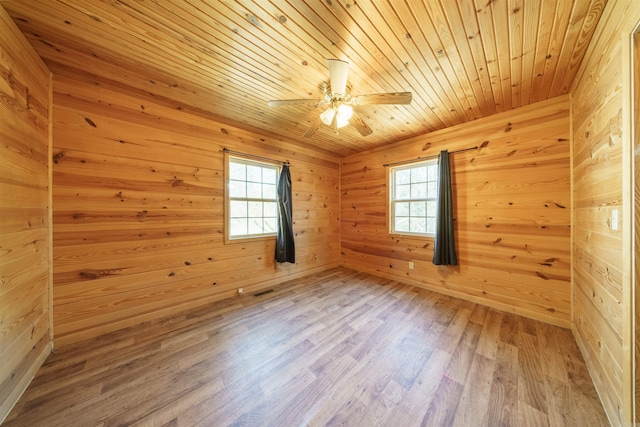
[383,146,478,167]
[223,148,290,165]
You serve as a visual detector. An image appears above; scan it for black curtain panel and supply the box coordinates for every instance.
[433,150,458,266]
[275,164,295,263]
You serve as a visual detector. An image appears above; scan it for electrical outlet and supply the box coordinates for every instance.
[612,209,619,231]
[237,288,244,295]
[409,261,414,270]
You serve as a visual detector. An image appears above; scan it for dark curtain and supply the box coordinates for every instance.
[433,150,457,266]
[275,164,295,263]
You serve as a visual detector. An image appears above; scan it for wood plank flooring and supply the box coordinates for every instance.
[4,268,608,426]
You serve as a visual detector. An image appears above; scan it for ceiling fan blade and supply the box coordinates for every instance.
[351,92,413,105]
[349,111,373,136]
[328,59,349,94]
[267,99,324,107]
[303,116,323,138]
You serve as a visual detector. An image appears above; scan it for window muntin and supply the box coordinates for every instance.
[226,156,279,241]
[389,160,438,236]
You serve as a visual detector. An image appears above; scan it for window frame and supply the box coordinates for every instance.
[224,152,281,244]
[388,159,439,237]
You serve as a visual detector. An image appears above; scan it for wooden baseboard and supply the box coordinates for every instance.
[343,262,571,329]
[53,262,342,347]
[0,340,51,424]
[571,321,615,427]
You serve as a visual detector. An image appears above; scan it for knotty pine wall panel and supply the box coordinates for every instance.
[340,95,571,327]
[570,0,640,424]
[0,6,52,422]
[635,30,640,427]
[51,76,340,345]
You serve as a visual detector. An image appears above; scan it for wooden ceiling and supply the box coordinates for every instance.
[3,0,606,157]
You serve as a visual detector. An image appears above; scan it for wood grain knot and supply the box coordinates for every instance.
[79,269,117,280]
[53,152,65,164]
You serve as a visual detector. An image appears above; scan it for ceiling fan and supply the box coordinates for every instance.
[267,59,412,138]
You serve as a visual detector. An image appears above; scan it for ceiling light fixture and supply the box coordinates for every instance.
[268,58,412,138]
[319,103,353,129]
[336,104,353,128]
[319,108,335,126]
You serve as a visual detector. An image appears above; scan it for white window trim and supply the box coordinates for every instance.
[388,159,439,237]
[224,152,280,244]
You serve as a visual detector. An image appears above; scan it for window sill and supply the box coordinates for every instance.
[224,234,277,245]
[388,232,435,238]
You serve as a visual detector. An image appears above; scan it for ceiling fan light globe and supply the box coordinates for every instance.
[336,115,350,128]
[319,108,336,126]
[337,104,353,120]
[335,104,353,128]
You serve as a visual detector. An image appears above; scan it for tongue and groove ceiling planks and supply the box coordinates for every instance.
[2,0,606,156]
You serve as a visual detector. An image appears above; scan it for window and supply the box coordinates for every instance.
[389,160,439,236]
[225,154,279,241]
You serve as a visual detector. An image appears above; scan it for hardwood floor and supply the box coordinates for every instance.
[4,268,608,426]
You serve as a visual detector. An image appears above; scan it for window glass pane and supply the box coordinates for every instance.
[230,200,247,218]
[248,201,263,218]
[229,162,246,180]
[396,169,411,185]
[246,165,262,182]
[427,182,437,198]
[427,218,436,234]
[247,182,262,198]
[410,201,426,217]
[263,184,276,200]
[263,168,277,184]
[264,202,277,217]
[427,164,438,181]
[230,218,247,236]
[395,217,410,232]
[229,180,246,198]
[410,217,426,233]
[395,201,409,216]
[396,184,411,200]
[248,218,263,234]
[427,201,437,217]
[411,183,427,199]
[411,166,427,182]
[264,218,277,233]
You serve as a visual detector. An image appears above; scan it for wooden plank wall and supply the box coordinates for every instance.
[0,6,52,423]
[570,0,640,425]
[51,76,341,346]
[635,29,640,427]
[340,95,571,327]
